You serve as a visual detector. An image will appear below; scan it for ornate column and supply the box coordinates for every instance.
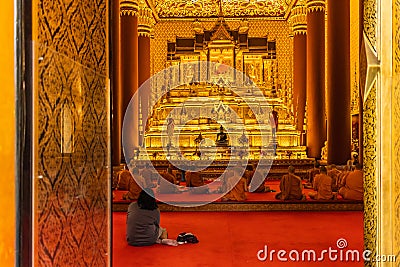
[290,4,307,144]
[327,0,351,164]
[138,7,154,147]
[112,0,122,165]
[120,0,139,158]
[306,0,326,158]
[358,0,364,165]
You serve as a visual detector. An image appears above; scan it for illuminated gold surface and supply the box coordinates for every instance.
[392,0,400,260]
[120,0,139,16]
[146,18,304,159]
[363,3,378,265]
[379,0,400,264]
[34,0,111,265]
[350,0,360,115]
[152,0,293,19]
[145,82,305,159]
[306,0,325,13]
[364,0,378,52]
[363,81,378,265]
[0,0,396,264]
[289,3,307,35]
[138,6,155,37]
[363,0,400,264]
[0,0,15,265]
[152,20,293,89]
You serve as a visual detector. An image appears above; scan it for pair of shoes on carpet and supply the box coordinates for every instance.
[176,232,199,244]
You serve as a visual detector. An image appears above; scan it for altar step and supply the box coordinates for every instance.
[113,201,363,212]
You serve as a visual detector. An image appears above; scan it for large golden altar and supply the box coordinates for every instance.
[141,16,306,160]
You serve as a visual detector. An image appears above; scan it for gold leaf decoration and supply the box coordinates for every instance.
[152,19,292,89]
[363,81,377,266]
[35,0,109,265]
[363,0,378,52]
[154,0,292,18]
[393,0,400,259]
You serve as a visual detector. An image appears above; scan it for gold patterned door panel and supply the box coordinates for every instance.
[33,0,110,265]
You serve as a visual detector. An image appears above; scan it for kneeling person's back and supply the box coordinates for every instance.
[126,190,160,246]
[276,166,304,200]
[126,201,160,246]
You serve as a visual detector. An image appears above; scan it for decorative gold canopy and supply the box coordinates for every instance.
[150,0,296,19]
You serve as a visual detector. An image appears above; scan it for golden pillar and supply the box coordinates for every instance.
[138,7,153,147]
[358,0,364,165]
[326,0,351,164]
[120,0,139,156]
[112,0,122,165]
[290,4,307,144]
[306,0,326,158]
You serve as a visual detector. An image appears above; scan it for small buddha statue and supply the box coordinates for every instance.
[238,131,249,146]
[216,125,229,147]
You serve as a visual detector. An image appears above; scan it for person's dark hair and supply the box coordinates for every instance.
[314,161,320,168]
[137,189,158,210]
[246,164,254,172]
[288,165,295,173]
[320,166,327,174]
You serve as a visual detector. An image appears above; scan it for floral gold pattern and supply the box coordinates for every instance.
[289,4,307,35]
[363,0,378,52]
[35,0,110,265]
[153,0,292,19]
[121,0,139,16]
[363,81,377,265]
[138,6,155,37]
[306,0,325,13]
[152,19,292,87]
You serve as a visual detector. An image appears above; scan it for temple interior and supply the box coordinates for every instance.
[115,0,361,196]
[2,0,400,266]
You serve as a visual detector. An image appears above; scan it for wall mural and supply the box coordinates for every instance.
[35,0,110,265]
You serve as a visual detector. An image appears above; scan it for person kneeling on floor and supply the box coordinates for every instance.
[275,165,305,201]
[308,166,335,200]
[126,189,178,246]
[221,167,247,201]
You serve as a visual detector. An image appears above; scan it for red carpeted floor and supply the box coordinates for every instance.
[113,211,364,267]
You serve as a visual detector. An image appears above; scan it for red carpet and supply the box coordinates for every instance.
[113,211,364,266]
